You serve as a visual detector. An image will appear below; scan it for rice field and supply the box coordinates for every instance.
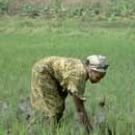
[0,16,135,135]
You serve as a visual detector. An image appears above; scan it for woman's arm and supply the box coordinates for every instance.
[73,95,93,134]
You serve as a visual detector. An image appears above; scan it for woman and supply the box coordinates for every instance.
[31,54,109,134]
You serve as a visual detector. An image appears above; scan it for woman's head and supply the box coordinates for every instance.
[85,55,109,83]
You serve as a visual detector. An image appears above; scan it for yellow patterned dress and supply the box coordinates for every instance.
[31,56,87,118]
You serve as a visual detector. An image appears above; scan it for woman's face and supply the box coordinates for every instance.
[88,70,106,83]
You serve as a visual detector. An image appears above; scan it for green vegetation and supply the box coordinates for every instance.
[0,0,135,20]
[0,16,135,134]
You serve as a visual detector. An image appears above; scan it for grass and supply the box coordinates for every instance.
[0,16,135,134]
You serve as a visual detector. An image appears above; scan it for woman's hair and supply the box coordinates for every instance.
[85,59,89,66]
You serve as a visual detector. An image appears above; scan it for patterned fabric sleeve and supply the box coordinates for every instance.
[67,77,86,101]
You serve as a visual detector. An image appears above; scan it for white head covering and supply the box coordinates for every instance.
[87,55,109,72]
